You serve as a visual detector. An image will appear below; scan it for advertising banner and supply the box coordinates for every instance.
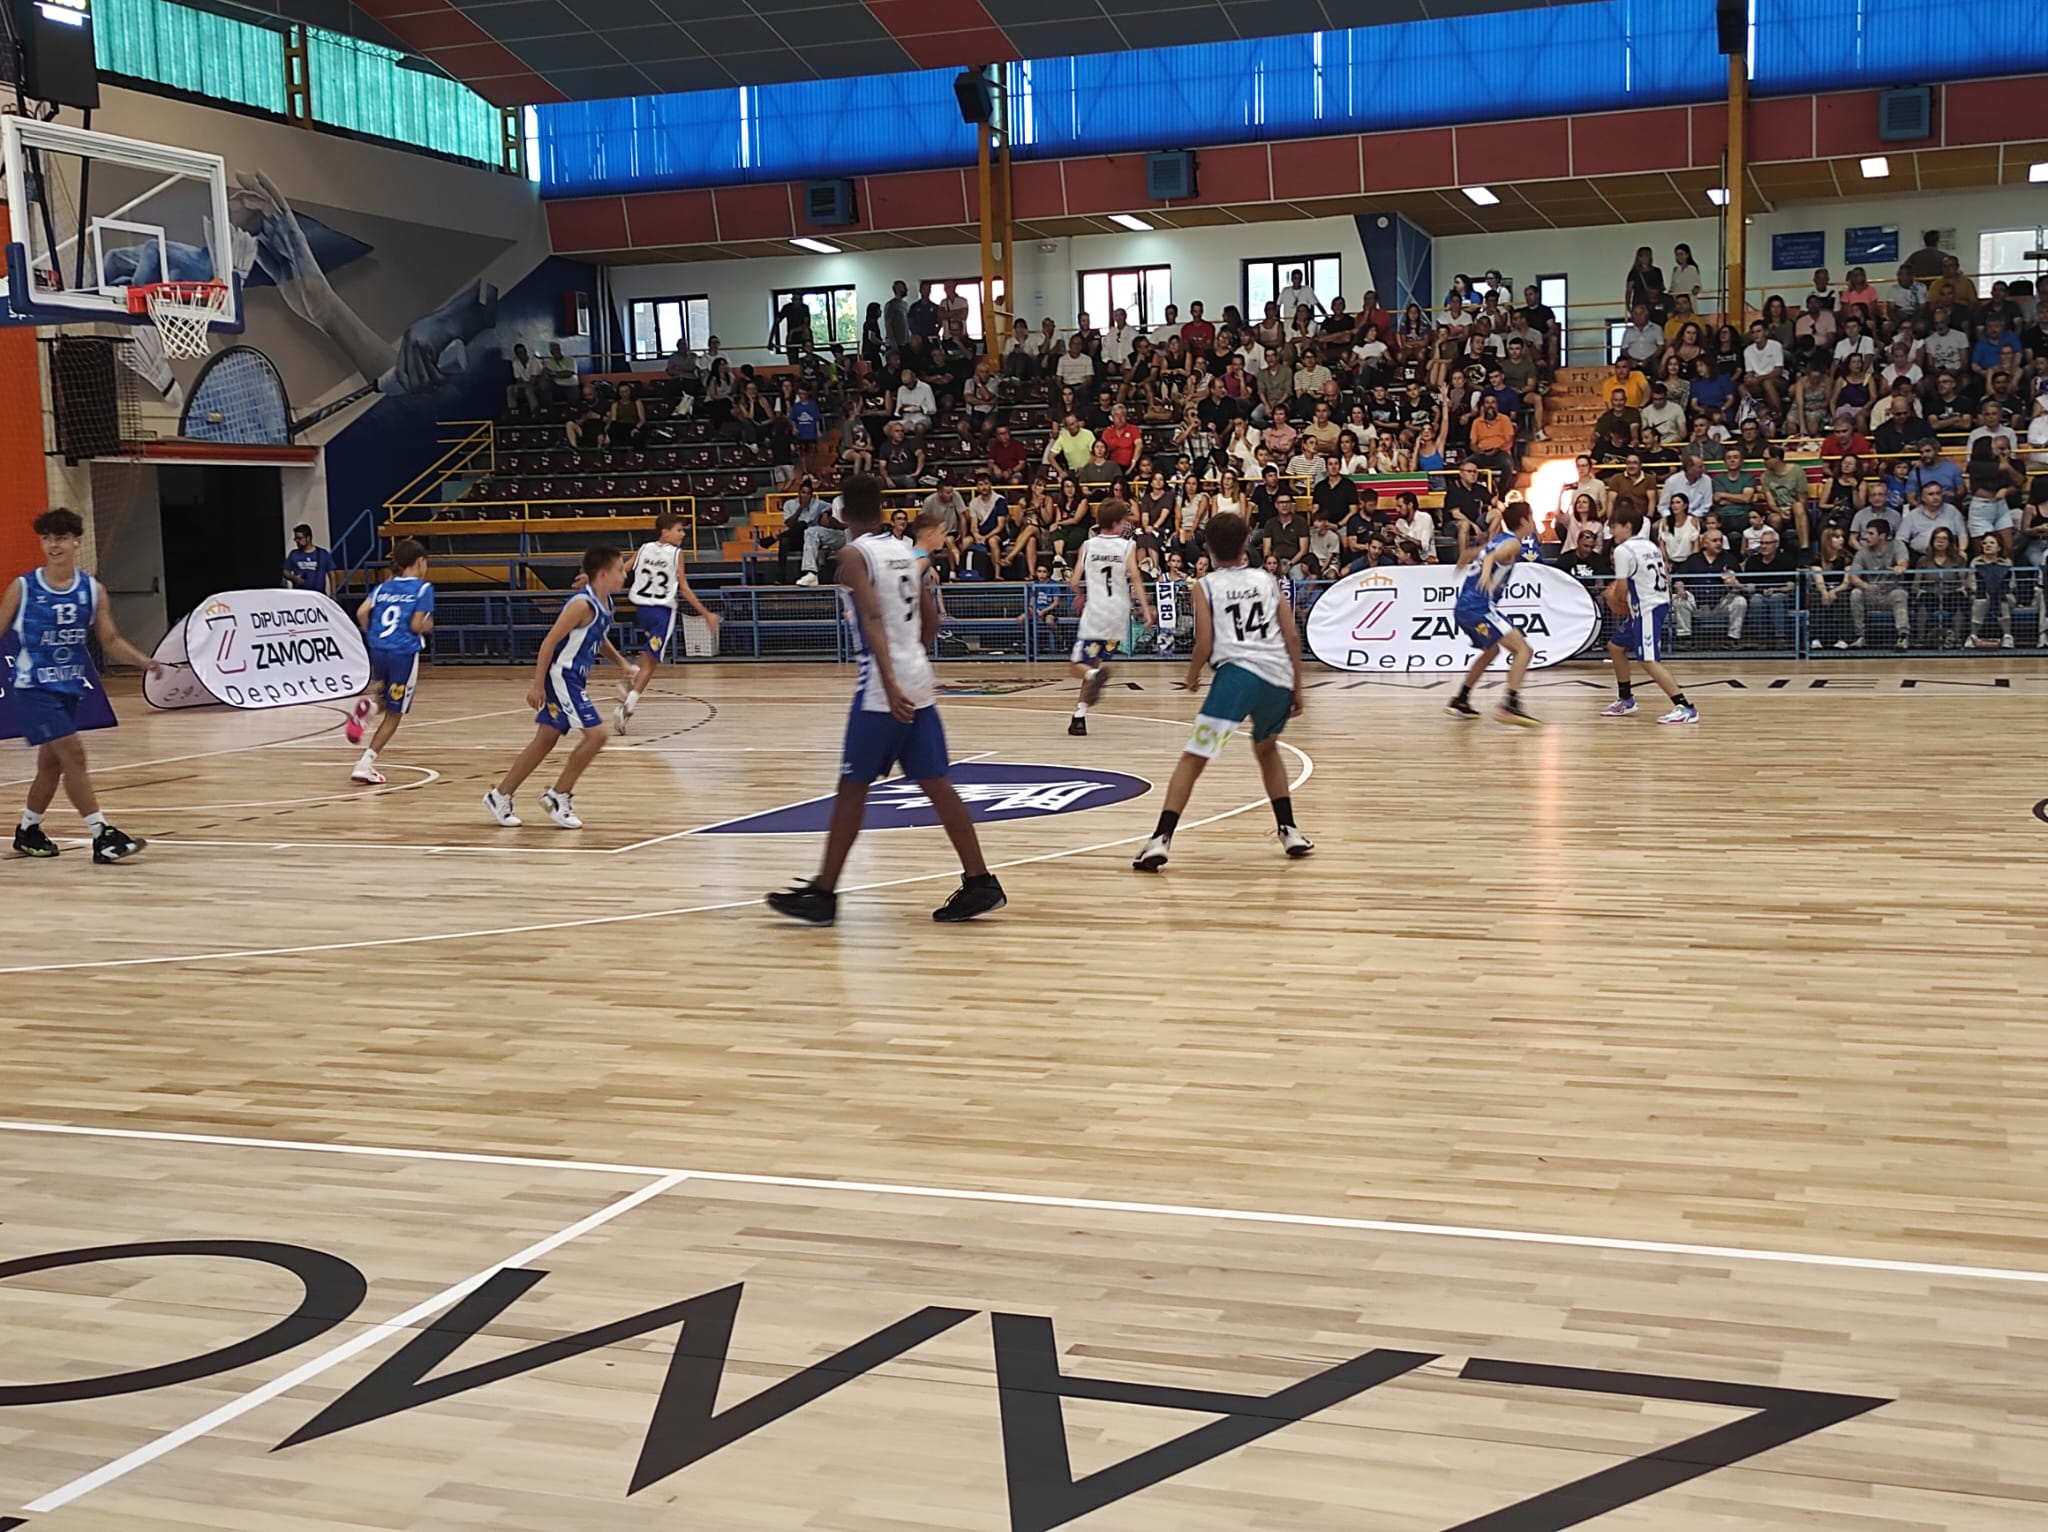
[181,589,368,711]
[1306,563,1600,675]
[143,620,214,710]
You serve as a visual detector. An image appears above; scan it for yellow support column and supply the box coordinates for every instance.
[284,26,313,129]
[1725,53,1748,326]
[502,107,524,177]
[977,69,1014,347]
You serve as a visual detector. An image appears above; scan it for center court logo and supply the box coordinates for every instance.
[701,761,1150,835]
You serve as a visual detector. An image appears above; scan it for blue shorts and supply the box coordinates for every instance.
[366,649,420,714]
[841,705,948,785]
[1455,599,1509,647]
[537,671,604,734]
[1071,636,1120,665]
[637,606,674,658]
[1612,604,1670,662]
[14,686,81,746]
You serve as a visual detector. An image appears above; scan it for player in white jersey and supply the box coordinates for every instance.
[1600,504,1698,723]
[1131,510,1312,872]
[765,475,1006,926]
[1067,505,1152,737]
[614,511,720,732]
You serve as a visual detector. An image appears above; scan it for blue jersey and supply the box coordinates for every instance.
[545,588,613,693]
[1459,533,1519,609]
[366,575,435,654]
[284,547,334,592]
[10,569,100,695]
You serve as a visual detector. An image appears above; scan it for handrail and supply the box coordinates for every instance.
[382,418,495,515]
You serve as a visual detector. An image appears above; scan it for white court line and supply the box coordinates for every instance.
[0,722,1290,971]
[0,1119,2042,1288]
[96,764,441,815]
[18,1167,686,1516]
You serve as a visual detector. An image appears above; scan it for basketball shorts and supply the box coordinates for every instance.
[1186,662,1293,757]
[537,670,604,734]
[1455,598,1509,647]
[1612,604,1670,662]
[366,649,420,714]
[13,686,81,746]
[1071,635,1121,665]
[637,606,675,659]
[841,704,949,785]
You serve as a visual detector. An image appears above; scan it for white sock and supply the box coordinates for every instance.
[357,748,377,767]
[1073,702,1087,718]
[84,811,107,832]
[19,809,42,830]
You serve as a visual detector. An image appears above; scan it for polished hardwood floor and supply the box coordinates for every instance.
[1,658,2045,1531]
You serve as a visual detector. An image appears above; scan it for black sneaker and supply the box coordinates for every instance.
[1067,715,1088,736]
[932,874,1007,922]
[765,880,837,926]
[12,824,58,858]
[1493,699,1541,729]
[91,824,147,863]
[1445,695,1480,719]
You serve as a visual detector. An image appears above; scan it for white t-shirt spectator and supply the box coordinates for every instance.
[1880,361,1923,394]
[1659,517,1700,564]
[2027,407,2048,472]
[1102,324,1140,365]
[1393,507,1435,550]
[1966,423,2018,457]
[511,351,545,384]
[1277,282,1323,317]
[1640,399,1686,443]
[1742,338,1785,376]
[1923,328,1969,372]
[1833,333,1877,365]
[1055,351,1096,388]
[1620,322,1664,363]
[1659,468,1712,519]
[895,380,937,425]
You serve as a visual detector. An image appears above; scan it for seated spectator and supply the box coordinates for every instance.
[1261,492,1309,569]
[506,343,544,417]
[1390,492,1435,561]
[1639,383,1686,448]
[879,420,925,489]
[1885,264,1928,321]
[1673,520,1748,641]
[1756,443,1811,549]
[961,472,1009,576]
[1441,459,1491,547]
[1896,481,1966,557]
[1873,394,1935,457]
[987,423,1028,484]
[1303,510,1343,578]
[1555,526,1611,581]
[1618,303,1665,374]
[1793,294,1837,365]
[1659,495,1702,564]
[1047,414,1096,474]
[1913,525,1971,647]
[793,502,848,587]
[1740,526,1799,643]
[1846,518,1909,646]
[1077,438,1122,494]
[665,337,700,392]
[563,381,607,449]
[1660,450,1715,526]
[1687,356,1734,419]
[1741,321,1786,411]
[1466,396,1518,477]
[771,475,831,583]
[541,341,577,401]
[1807,524,1854,647]
[1922,311,1970,375]
[1312,456,1356,525]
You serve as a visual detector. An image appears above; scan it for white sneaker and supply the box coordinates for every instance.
[796,572,819,587]
[1130,834,1170,872]
[350,763,386,786]
[611,694,631,733]
[1278,826,1315,858]
[483,788,521,827]
[2002,634,2015,649]
[540,788,582,829]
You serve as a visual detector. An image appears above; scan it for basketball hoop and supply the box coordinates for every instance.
[126,281,229,360]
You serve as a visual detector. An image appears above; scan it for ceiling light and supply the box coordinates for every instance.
[1108,213,1152,232]
[789,237,840,254]
[1461,186,1499,206]
[1859,156,1890,178]
[2030,161,2048,183]
[1706,186,1729,206]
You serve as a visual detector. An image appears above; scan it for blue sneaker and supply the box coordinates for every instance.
[1599,697,1638,717]
[1658,703,1699,725]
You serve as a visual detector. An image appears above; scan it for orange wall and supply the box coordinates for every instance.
[0,206,48,576]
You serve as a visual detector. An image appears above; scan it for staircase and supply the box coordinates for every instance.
[1524,366,1608,475]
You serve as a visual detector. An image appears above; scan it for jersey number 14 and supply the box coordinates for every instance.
[1222,598,1271,642]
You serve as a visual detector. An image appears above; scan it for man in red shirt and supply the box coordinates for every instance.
[1180,300,1216,359]
[986,423,1028,482]
[1358,289,1393,338]
[1100,402,1143,471]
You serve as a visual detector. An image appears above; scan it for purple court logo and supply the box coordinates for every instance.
[702,761,1151,835]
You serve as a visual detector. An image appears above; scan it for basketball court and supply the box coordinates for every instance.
[3,661,2045,1531]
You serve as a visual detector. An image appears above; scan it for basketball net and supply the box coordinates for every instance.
[126,282,229,360]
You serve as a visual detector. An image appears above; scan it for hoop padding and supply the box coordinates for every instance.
[128,282,229,360]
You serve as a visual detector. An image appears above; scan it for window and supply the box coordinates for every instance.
[1243,255,1341,321]
[770,285,858,349]
[920,278,1005,342]
[1537,273,1568,365]
[1979,227,2046,286]
[625,295,711,363]
[1078,266,1172,329]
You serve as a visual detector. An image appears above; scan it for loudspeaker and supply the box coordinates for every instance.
[804,179,856,226]
[1714,0,1742,55]
[1145,151,1195,202]
[49,336,122,461]
[1877,86,1932,141]
[954,69,993,125]
[11,0,100,109]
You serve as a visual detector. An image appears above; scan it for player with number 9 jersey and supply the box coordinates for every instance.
[350,538,436,784]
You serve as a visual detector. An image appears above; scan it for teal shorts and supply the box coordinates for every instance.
[1188,662,1293,756]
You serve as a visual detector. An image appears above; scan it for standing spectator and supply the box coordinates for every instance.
[769,293,813,361]
[1967,533,2015,648]
[1619,303,1665,373]
[882,280,911,350]
[1277,268,1323,318]
[1624,246,1666,320]
[1847,518,1910,646]
[283,524,336,597]
[1903,230,1947,282]
[1963,437,2021,554]
[505,343,545,417]
[906,284,940,341]
[1668,243,1703,307]
[1739,526,1799,645]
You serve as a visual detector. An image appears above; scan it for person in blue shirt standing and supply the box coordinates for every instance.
[4,507,163,861]
[283,524,336,598]
[348,539,434,786]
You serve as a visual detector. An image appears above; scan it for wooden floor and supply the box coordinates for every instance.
[2,659,2046,1531]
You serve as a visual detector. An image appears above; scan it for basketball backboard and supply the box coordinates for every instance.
[1,115,239,332]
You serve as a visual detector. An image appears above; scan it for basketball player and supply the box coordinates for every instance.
[4,508,160,862]
[613,512,719,733]
[1600,505,1698,723]
[1067,504,1152,737]
[1445,499,1540,726]
[348,539,434,784]
[1131,511,1312,872]
[765,474,1006,926]
[483,547,634,829]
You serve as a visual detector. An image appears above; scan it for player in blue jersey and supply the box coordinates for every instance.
[1445,498,1540,726]
[483,546,635,830]
[3,508,162,862]
[764,475,1006,927]
[348,539,435,784]
[1600,504,1697,724]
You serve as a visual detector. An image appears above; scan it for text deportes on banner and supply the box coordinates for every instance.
[180,589,369,711]
[1305,562,1600,674]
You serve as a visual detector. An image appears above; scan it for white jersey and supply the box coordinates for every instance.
[1076,533,1137,641]
[628,539,682,610]
[845,533,936,713]
[1612,533,1669,617]
[1198,566,1294,689]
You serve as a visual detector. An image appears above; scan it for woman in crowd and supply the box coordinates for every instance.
[1171,479,1212,559]
[1808,524,1854,648]
[1967,533,2015,648]
[1913,525,1970,648]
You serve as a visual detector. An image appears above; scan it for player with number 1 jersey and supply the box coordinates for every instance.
[1131,510,1311,872]
[1067,505,1152,737]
